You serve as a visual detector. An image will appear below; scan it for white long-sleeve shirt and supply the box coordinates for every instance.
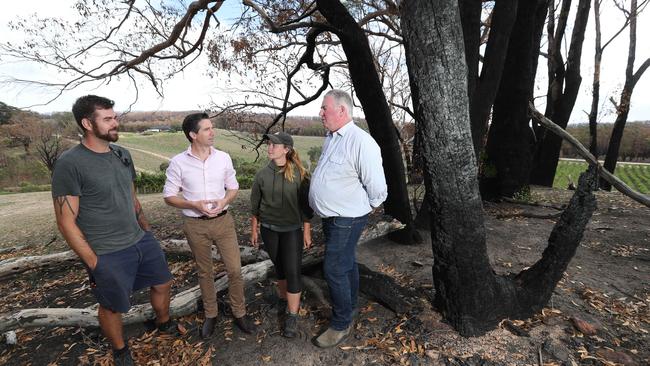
[309,121,388,218]
[163,146,239,217]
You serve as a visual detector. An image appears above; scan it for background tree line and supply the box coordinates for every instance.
[562,122,650,161]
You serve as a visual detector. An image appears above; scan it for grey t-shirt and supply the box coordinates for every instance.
[51,143,145,255]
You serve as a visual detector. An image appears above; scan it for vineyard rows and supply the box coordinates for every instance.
[553,161,650,194]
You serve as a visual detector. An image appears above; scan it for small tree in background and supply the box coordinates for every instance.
[34,123,71,173]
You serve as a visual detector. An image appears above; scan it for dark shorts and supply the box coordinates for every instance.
[88,232,173,313]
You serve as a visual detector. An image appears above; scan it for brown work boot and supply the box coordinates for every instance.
[313,325,351,348]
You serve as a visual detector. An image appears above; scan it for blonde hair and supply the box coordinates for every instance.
[281,148,308,183]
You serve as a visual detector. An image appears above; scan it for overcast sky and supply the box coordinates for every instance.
[1,0,649,124]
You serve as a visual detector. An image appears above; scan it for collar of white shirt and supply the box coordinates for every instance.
[183,145,216,160]
[328,120,355,137]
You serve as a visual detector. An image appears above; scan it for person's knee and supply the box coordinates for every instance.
[324,258,347,277]
[195,266,214,278]
[226,268,243,282]
[324,268,347,285]
[151,280,172,293]
[98,305,122,321]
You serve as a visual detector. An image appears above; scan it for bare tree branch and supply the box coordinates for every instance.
[529,103,650,207]
[631,57,650,89]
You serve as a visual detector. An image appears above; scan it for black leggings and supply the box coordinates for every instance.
[260,227,303,293]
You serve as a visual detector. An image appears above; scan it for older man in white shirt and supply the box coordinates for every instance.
[309,89,388,348]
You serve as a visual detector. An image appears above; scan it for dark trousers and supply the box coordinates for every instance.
[322,215,368,330]
[260,226,304,293]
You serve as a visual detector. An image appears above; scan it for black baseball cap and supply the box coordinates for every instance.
[264,131,294,147]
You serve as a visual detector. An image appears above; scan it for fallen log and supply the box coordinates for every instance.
[0,240,268,280]
[358,263,420,314]
[301,275,330,309]
[0,244,32,255]
[500,197,565,211]
[0,251,77,280]
[0,260,275,332]
[161,239,269,264]
[0,219,403,332]
[494,211,563,220]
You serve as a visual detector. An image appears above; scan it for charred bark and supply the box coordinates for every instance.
[358,263,419,314]
[601,0,650,190]
[401,0,596,336]
[316,0,421,244]
[481,0,549,198]
[531,0,591,187]
[414,196,431,231]
[460,0,518,158]
[588,0,604,158]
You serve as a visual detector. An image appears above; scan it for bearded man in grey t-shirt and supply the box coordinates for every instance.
[51,95,175,366]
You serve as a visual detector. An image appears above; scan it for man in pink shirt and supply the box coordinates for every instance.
[163,113,256,338]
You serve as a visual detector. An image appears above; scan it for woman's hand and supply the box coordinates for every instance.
[251,228,259,248]
[303,223,312,249]
[250,216,259,248]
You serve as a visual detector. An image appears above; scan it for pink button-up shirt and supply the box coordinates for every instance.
[163,146,239,217]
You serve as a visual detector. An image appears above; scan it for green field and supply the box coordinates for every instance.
[117,130,325,172]
[4,132,650,195]
[554,160,650,194]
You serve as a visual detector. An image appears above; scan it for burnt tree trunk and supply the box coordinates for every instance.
[480,0,549,198]
[317,0,421,244]
[530,0,591,187]
[401,0,597,336]
[601,0,650,190]
[460,0,518,158]
[588,0,603,158]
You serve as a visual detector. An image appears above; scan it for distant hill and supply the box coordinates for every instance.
[0,101,20,124]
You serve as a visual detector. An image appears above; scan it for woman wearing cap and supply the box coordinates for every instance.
[250,131,313,338]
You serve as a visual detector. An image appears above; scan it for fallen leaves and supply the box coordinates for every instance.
[595,348,637,366]
[610,244,649,258]
[580,288,649,334]
[377,264,413,287]
[570,316,598,336]
[77,324,214,366]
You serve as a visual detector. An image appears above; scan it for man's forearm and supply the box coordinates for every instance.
[134,197,151,231]
[224,189,238,205]
[164,195,198,210]
[53,195,96,268]
[57,220,97,268]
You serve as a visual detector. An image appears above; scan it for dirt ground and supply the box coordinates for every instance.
[0,187,648,365]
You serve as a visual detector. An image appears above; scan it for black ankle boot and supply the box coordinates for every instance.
[201,316,217,339]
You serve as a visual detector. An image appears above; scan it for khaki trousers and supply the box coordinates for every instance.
[183,212,246,318]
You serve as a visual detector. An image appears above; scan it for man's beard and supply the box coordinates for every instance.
[91,123,119,142]
[98,130,119,142]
